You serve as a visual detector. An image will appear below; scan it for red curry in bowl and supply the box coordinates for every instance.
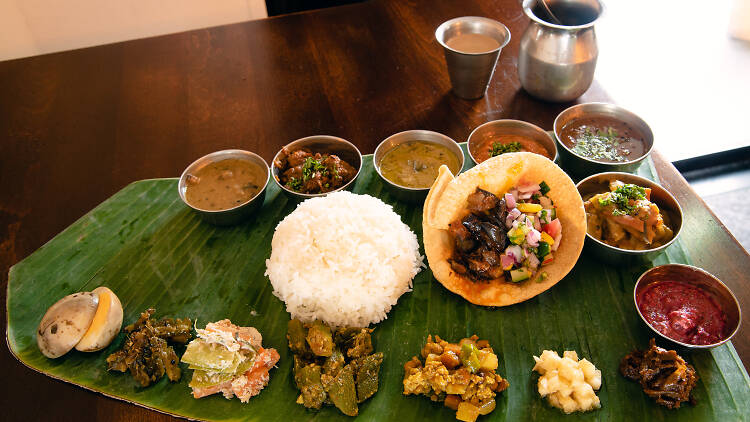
[472,135,553,163]
[634,264,741,348]
[637,281,728,345]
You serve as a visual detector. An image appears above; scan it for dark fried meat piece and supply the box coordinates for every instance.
[620,339,698,409]
[465,249,504,279]
[467,188,498,213]
[449,188,511,281]
[449,220,477,253]
[286,148,310,167]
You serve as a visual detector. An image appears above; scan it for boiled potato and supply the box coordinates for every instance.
[532,350,602,414]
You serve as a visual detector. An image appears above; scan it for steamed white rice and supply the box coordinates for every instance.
[265,191,423,327]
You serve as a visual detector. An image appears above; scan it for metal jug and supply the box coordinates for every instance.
[518,0,604,102]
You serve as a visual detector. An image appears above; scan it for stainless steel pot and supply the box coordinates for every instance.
[518,0,604,102]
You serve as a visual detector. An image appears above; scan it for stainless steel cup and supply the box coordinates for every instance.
[435,17,511,99]
[518,0,604,102]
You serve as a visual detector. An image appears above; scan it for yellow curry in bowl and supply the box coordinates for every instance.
[379,141,461,189]
[584,180,674,250]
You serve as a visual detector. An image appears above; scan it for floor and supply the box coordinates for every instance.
[688,167,750,252]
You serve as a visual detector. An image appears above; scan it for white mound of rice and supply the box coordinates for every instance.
[265,191,423,327]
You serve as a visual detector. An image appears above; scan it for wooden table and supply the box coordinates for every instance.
[1,0,747,420]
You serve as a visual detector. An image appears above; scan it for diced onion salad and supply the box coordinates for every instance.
[503,181,560,282]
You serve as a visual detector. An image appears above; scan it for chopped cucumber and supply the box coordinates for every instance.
[537,242,551,258]
[510,268,531,282]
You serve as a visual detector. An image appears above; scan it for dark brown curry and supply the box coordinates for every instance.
[275,148,357,194]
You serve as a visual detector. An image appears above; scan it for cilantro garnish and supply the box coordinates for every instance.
[571,127,627,162]
[490,141,522,157]
[539,181,550,195]
[302,157,328,181]
[288,177,303,191]
[599,183,647,216]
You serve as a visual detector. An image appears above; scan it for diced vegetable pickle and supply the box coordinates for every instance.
[403,335,509,421]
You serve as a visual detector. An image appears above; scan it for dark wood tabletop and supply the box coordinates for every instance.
[2,0,748,420]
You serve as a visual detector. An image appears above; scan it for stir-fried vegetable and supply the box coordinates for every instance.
[403,335,509,422]
[287,319,383,416]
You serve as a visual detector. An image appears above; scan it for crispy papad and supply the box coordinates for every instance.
[422,152,586,306]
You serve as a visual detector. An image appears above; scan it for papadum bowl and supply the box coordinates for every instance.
[422,152,586,306]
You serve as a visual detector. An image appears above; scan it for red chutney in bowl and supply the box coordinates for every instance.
[637,281,728,345]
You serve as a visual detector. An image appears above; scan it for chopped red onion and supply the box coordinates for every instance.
[506,245,523,263]
[506,208,521,227]
[527,252,540,269]
[500,254,515,269]
[526,229,541,247]
[505,193,516,209]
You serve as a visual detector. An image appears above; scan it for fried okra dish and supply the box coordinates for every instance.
[287,319,383,416]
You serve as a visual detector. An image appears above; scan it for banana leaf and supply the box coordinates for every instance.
[7,145,750,421]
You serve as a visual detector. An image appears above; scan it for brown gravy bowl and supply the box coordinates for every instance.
[559,115,647,163]
[554,103,654,177]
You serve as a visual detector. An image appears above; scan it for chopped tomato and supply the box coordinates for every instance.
[542,218,561,238]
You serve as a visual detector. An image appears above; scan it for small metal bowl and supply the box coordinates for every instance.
[576,172,682,265]
[634,264,742,349]
[373,130,464,202]
[467,119,558,165]
[553,103,654,178]
[271,135,362,201]
[178,149,269,226]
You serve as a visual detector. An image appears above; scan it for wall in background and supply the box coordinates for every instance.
[265,0,364,16]
[0,0,267,61]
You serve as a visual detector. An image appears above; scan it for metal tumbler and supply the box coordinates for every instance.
[435,17,511,100]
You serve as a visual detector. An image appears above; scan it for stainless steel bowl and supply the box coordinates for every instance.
[374,130,464,202]
[467,119,558,165]
[271,135,362,201]
[634,264,741,349]
[178,149,269,226]
[553,103,654,178]
[576,172,682,265]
